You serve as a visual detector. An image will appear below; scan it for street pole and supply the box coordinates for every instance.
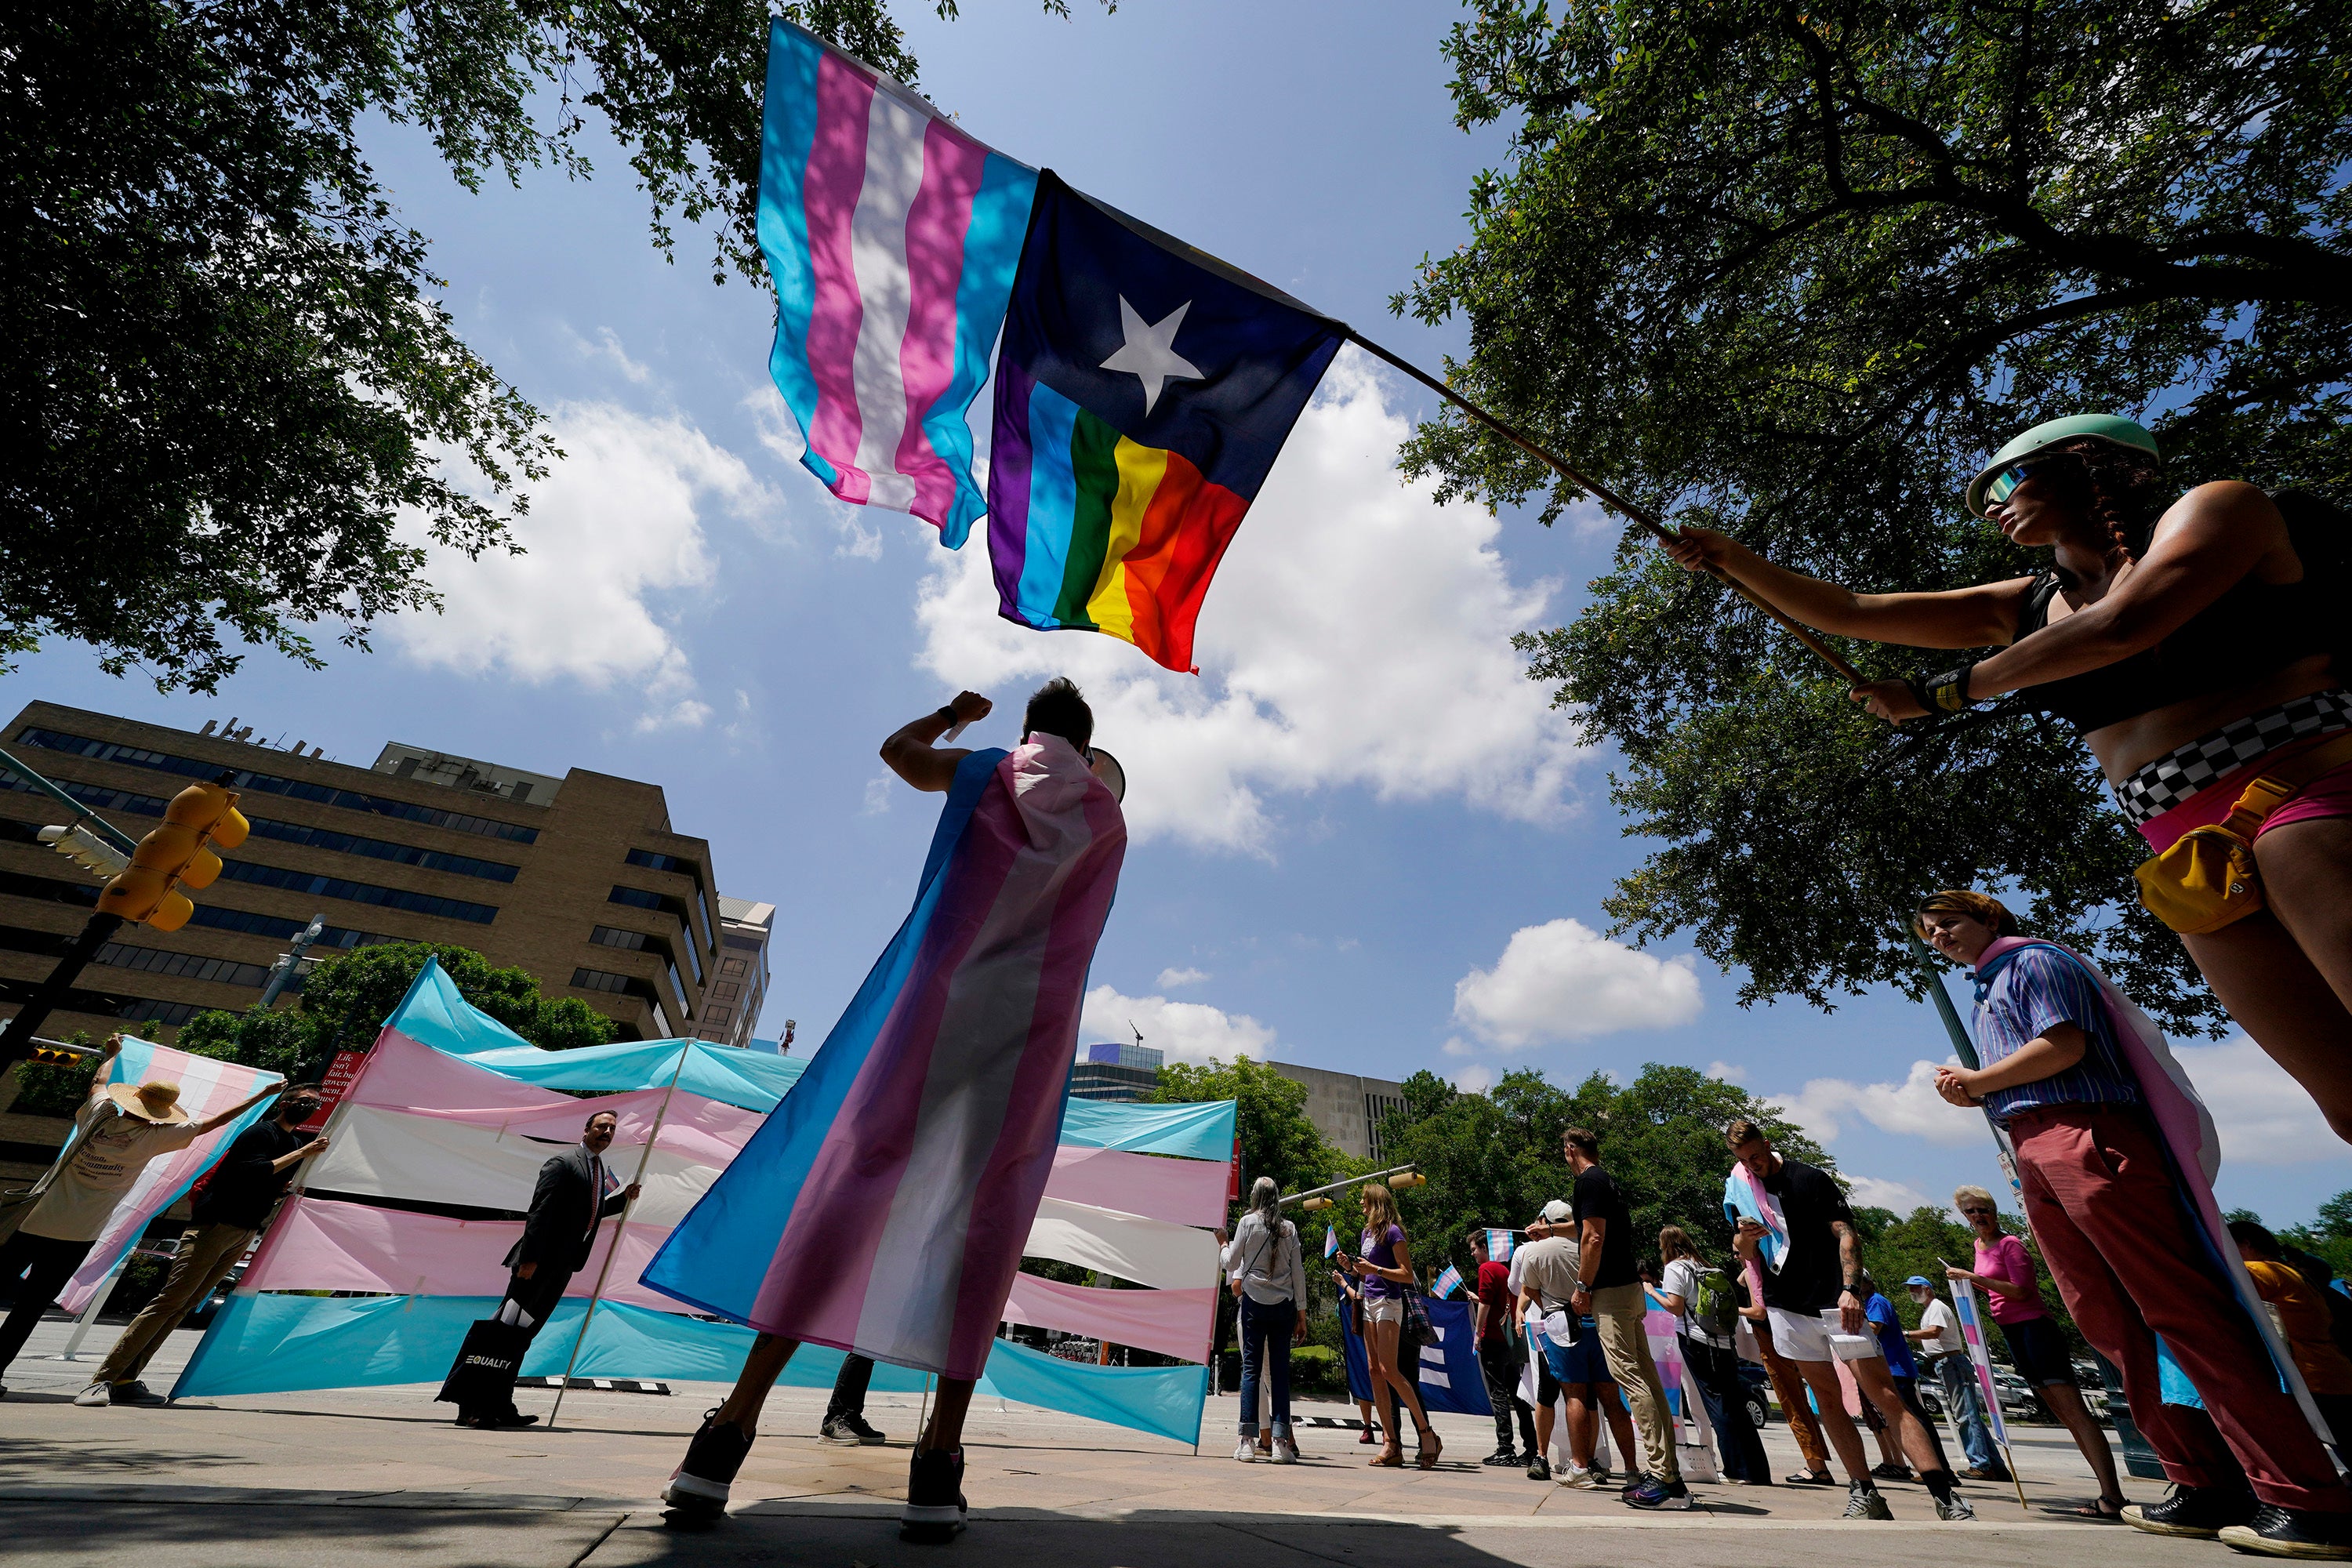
[258,914,327,1008]
[0,911,126,1065]
[1904,932,1981,1069]
[0,744,139,1066]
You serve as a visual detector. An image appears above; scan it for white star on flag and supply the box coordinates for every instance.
[1100,296,1203,415]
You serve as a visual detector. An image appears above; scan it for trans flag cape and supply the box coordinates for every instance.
[757,19,1036,543]
[1973,936,2328,1444]
[644,735,1126,1379]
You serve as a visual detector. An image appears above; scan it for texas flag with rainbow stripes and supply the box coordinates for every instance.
[986,172,1347,672]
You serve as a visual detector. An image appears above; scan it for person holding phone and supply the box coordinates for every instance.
[1352,1182,1440,1469]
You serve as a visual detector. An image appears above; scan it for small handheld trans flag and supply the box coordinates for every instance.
[1324,1225,1339,1261]
[987,171,1347,673]
[1432,1264,1464,1301]
[1486,1228,1515,1263]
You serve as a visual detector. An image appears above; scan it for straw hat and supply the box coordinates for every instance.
[105,1080,191,1125]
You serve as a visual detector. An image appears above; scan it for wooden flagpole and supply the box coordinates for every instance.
[546,1042,692,1431]
[1342,329,1867,686]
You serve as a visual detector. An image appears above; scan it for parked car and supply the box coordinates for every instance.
[1737,1360,1773,1430]
[1915,1365,2050,1424]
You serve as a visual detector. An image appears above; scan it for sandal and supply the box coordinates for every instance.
[2072,1495,2128,1519]
[1368,1444,1404,1468]
[1415,1425,1443,1470]
[1785,1468,1836,1486]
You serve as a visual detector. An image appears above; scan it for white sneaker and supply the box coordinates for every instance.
[1272,1437,1298,1465]
[72,1382,112,1408]
[1232,1438,1257,1462]
[1557,1466,1599,1490]
[1935,1493,1976,1521]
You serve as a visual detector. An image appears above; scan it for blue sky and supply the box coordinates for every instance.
[16,0,2349,1229]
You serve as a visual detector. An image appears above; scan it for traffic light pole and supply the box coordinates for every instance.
[0,910,126,1066]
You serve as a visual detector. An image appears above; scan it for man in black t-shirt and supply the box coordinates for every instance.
[77,1085,327,1406]
[1561,1127,1686,1508]
[1725,1119,1969,1523]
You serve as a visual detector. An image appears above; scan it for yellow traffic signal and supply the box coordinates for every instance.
[1389,1171,1426,1191]
[30,1043,82,1065]
[1301,1195,1334,1212]
[96,782,247,931]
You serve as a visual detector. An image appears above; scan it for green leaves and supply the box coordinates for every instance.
[1401,0,2349,1029]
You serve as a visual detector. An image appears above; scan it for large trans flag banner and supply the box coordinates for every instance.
[173,956,1232,1443]
[56,1038,281,1313]
[759,18,1036,544]
[644,740,1127,1381]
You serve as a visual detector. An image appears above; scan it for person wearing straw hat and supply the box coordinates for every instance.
[0,1036,285,1393]
[1664,416,2352,1149]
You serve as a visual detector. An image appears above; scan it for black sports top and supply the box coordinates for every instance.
[2012,568,2330,734]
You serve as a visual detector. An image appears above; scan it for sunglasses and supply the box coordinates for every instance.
[1982,460,2049,507]
[1959,1206,1994,1217]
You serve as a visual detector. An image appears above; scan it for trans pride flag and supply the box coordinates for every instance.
[1431,1264,1464,1300]
[987,172,1346,673]
[644,737,1126,1379]
[757,20,1036,544]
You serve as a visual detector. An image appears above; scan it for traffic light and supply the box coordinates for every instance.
[37,822,130,878]
[96,782,248,932]
[27,1040,93,1066]
[1388,1171,1427,1191]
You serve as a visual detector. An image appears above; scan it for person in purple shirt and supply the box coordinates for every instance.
[1349,1181,1439,1469]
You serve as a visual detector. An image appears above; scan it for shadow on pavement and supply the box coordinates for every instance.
[0,1498,625,1568]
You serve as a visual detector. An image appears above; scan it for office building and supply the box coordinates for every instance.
[1273,1062,1410,1162]
[695,896,774,1048]
[1069,1040,1163,1102]
[0,701,729,1049]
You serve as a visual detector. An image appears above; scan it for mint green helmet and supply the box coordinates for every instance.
[1963,414,2161,517]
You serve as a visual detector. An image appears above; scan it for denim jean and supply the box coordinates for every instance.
[1932,1352,2006,1475]
[1238,1296,1295,1438]
[1681,1334,1770,1483]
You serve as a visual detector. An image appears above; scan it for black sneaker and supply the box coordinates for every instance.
[2126,1483,2259,1539]
[822,1413,887,1446]
[901,1446,967,1544]
[2220,1504,2352,1559]
[110,1380,169,1406]
[1525,1454,1552,1482]
[1483,1448,1522,1468]
[665,1410,754,1516]
[1621,1471,1650,1501]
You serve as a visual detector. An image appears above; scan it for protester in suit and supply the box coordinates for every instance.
[448,1109,638,1428]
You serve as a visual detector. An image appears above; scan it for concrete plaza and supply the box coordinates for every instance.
[2,1316,2210,1568]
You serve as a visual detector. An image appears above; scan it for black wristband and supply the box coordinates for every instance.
[934,704,957,725]
[1911,662,1977,713]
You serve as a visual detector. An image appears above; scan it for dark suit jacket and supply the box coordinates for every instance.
[501,1144,626,1274]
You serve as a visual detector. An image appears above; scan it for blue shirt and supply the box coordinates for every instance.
[1865,1292,1916,1377]
[1972,944,2142,1123]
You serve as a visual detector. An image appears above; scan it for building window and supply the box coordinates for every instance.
[625,848,695,875]
[241,818,521,882]
[720,957,746,976]
[218,861,496,924]
[572,967,638,996]
[712,981,739,1002]
[93,944,272,989]
[590,925,649,952]
[704,1006,733,1026]
[118,997,203,1028]
[185,906,392,949]
[608,887,702,984]
[3,775,169,818]
[15,728,539,843]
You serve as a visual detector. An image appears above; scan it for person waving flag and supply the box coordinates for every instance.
[986,172,1347,673]
[1432,1263,1465,1301]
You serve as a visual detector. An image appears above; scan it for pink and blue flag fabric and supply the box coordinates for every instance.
[1485,1227,1515,1263]
[757,20,1037,546]
[1431,1264,1463,1301]
[643,735,1126,1379]
[1323,1225,1338,1261]
[1947,1278,2014,1448]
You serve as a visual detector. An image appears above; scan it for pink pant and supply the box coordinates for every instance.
[2011,1104,2348,1512]
[2140,753,2352,853]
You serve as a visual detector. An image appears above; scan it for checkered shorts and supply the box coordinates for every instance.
[2111,690,2352,826]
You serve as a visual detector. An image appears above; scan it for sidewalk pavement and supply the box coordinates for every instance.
[1,1318,2200,1567]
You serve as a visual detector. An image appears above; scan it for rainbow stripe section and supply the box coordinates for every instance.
[989,365,1247,673]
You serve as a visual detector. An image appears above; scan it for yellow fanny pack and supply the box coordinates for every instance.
[2135,732,2352,935]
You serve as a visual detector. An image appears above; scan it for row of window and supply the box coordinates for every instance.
[118,997,204,1029]
[94,942,273,990]
[589,925,688,1018]
[625,848,714,951]
[185,906,394,950]
[16,728,541,844]
[609,886,702,984]
[218,861,497,924]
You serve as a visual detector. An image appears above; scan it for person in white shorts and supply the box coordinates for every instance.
[1724,1119,1973,1523]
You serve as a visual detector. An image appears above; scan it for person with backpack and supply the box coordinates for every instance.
[1657,1225,1769,1486]
[1222,1177,1308,1464]
[1664,416,2352,1145]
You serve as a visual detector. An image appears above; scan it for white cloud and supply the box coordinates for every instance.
[909,352,1592,853]
[1451,1064,1497,1094]
[1081,985,1275,1065]
[1846,1174,1935,1214]
[1707,1060,1748,1084]
[1441,1036,1475,1058]
[2175,1036,2338,1165]
[1769,1059,1984,1149]
[569,325,652,384]
[1156,967,1210,989]
[744,382,883,559]
[1451,919,1702,1047]
[861,776,895,816]
[393,401,765,727]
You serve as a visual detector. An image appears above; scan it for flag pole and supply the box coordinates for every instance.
[1341,328,1866,686]
[546,1042,692,1431]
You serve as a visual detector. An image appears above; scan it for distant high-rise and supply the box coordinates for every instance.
[1069,1039,1163,1102]
[697,896,774,1049]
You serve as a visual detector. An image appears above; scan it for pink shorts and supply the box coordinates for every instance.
[2139,752,2352,852]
